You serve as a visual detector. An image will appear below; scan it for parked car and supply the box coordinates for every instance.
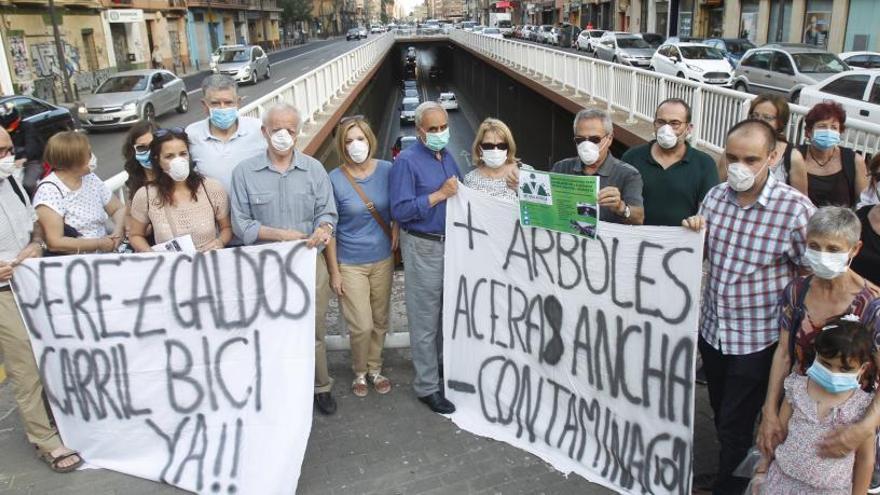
[733,44,849,101]
[402,88,420,100]
[537,25,554,44]
[212,45,270,84]
[460,21,477,31]
[554,24,577,48]
[370,25,383,34]
[651,42,734,86]
[498,20,514,37]
[838,51,880,69]
[568,26,582,48]
[798,69,880,125]
[358,27,369,38]
[78,70,188,129]
[639,33,666,49]
[703,38,756,67]
[473,25,485,34]
[400,97,419,124]
[347,28,364,41]
[439,92,458,110]
[2,96,78,152]
[392,135,418,158]
[594,33,655,68]
[575,29,606,52]
[483,27,503,39]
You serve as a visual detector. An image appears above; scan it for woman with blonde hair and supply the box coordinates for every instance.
[463,118,531,201]
[326,116,397,397]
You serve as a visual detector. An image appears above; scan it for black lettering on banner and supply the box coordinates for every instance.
[214,337,253,409]
[282,243,311,320]
[64,258,94,341]
[506,284,529,352]
[174,413,208,490]
[258,250,287,318]
[582,236,610,295]
[556,234,582,290]
[530,228,555,285]
[609,239,634,309]
[166,339,204,414]
[170,254,195,327]
[234,248,262,328]
[452,276,470,340]
[92,258,130,339]
[452,201,489,250]
[503,220,534,280]
[191,255,220,330]
[541,296,564,365]
[515,364,542,443]
[91,348,123,420]
[121,255,167,338]
[488,280,504,347]
[146,415,191,484]
[661,247,694,325]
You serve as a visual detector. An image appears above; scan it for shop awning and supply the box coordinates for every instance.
[495,1,511,7]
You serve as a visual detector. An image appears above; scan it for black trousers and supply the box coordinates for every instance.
[698,335,776,495]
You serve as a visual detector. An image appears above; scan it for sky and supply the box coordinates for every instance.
[396,0,420,15]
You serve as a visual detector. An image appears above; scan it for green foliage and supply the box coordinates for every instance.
[281,0,313,24]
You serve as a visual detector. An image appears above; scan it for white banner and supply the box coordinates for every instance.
[12,242,316,494]
[443,186,703,495]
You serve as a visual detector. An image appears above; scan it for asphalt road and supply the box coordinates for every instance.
[87,36,373,181]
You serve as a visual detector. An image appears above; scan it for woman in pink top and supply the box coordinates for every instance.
[128,128,232,252]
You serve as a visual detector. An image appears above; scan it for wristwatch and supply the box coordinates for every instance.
[320,222,335,235]
[623,203,631,219]
[34,240,47,252]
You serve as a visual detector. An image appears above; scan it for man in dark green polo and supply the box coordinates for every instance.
[622,98,719,226]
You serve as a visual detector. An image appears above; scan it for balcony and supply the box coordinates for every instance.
[186,0,248,8]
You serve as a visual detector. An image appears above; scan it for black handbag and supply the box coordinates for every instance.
[35,181,83,256]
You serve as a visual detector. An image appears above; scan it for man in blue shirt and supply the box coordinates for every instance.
[390,101,461,414]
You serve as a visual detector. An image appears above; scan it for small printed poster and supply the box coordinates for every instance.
[518,170,599,239]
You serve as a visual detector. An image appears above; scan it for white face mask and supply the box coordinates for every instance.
[577,139,600,166]
[0,155,15,180]
[727,160,768,192]
[346,139,370,164]
[656,124,681,150]
[167,156,190,182]
[88,153,97,172]
[805,248,851,280]
[481,148,507,168]
[270,129,295,152]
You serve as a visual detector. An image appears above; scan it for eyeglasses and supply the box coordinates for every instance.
[653,119,686,130]
[750,113,778,123]
[573,135,604,145]
[153,127,185,139]
[479,142,509,151]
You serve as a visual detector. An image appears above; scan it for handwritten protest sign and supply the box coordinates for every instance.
[12,242,316,494]
[443,186,703,495]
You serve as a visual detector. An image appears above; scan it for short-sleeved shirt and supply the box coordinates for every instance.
[621,142,719,226]
[130,178,229,251]
[463,163,534,202]
[329,160,393,265]
[33,172,111,239]
[852,206,880,287]
[550,154,643,224]
[0,178,35,288]
[699,176,815,355]
[186,116,267,193]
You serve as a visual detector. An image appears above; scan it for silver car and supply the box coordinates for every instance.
[594,32,656,68]
[733,44,849,102]
[78,70,187,129]
[212,45,270,85]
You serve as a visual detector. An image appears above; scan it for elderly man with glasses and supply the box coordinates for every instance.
[551,108,644,225]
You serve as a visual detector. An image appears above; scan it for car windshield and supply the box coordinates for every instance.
[792,53,847,73]
[349,29,358,34]
[485,28,500,34]
[403,102,418,111]
[590,30,605,38]
[498,20,511,28]
[96,76,147,93]
[680,46,725,59]
[617,37,650,49]
[725,40,756,54]
[441,94,455,101]
[405,89,418,97]
[219,49,249,63]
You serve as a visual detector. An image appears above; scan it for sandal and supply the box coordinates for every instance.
[40,448,84,473]
[368,371,392,394]
[352,374,368,397]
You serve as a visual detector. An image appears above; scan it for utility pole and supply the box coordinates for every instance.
[48,0,74,102]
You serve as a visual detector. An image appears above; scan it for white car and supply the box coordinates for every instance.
[483,27,503,39]
[651,42,734,86]
[798,69,880,125]
[439,92,458,110]
[838,51,880,69]
[370,26,383,34]
[400,96,419,124]
[575,29,605,52]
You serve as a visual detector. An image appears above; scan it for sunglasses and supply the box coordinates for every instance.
[133,144,150,153]
[574,136,604,145]
[340,114,365,125]
[153,127,186,139]
[479,142,509,151]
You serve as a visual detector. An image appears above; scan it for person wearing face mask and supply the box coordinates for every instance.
[123,121,158,200]
[325,117,396,398]
[0,127,86,474]
[33,131,125,254]
[550,108,644,225]
[851,154,880,287]
[800,101,869,208]
[185,75,267,194]
[621,98,718,226]
[127,128,232,253]
[230,103,339,415]
[0,101,50,197]
[389,101,463,415]
[682,120,816,495]
[463,118,532,202]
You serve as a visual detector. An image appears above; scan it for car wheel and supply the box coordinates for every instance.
[734,81,748,93]
[250,70,258,85]
[790,91,800,104]
[265,65,271,80]
[612,56,617,63]
[143,103,155,121]
[649,66,655,71]
[176,93,188,113]
[676,72,685,79]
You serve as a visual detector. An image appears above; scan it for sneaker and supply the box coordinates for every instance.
[868,469,880,493]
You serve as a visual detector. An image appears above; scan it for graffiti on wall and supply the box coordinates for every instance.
[30,41,81,79]
[8,33,32,82]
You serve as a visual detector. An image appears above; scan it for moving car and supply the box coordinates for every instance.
[594,33,655,68]
[212,45,270,84]
[347,28,365,41]
[575,29,605,52]
[733,44,849,101]
[407,46,416,61]
[703,38,757,67]
[838,51,880,69]
[402,88,420,101]
[483,27,503,39]
[392,135,418,158]
[439,92,458,110]
[78,69,188,129]
[400,97,419,124]
[370,25,383,34]
[358,27,369,38]
[428,66,443,79]
[1,95,78,146]
[798,69,880,125]
[651,42,734,86]
[209,44,245,72]
[403,79,417,90]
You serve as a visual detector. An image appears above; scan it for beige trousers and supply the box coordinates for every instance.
[339,257,394,376]
[315,254,333,394]
[0,289,62,453]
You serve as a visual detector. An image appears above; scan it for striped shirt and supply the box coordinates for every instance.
[0,178,36,288]
[699,175,815,355]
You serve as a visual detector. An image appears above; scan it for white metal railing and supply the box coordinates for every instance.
[104,32,395,202]
[451,30,880,157]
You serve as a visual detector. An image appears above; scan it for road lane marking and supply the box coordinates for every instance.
[187,88,201,95]
[275,77,286,84]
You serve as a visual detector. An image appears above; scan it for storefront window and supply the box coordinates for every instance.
[768,0,791,43]
[803,0,832,48]
[656,1,668,37]
[739,0,758,42]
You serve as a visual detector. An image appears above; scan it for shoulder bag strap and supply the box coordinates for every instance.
[7,177,27,206]
[340,165,392,240]
[787,275,813,363]
[840,147,857,205]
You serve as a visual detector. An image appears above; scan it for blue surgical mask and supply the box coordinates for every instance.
[209,107,238,130]
[135,150,152,169]
[424,128,450,152]
[812,129,840,150]
[807,359,861,394]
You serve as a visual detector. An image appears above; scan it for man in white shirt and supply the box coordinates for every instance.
[0,127,83,472]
